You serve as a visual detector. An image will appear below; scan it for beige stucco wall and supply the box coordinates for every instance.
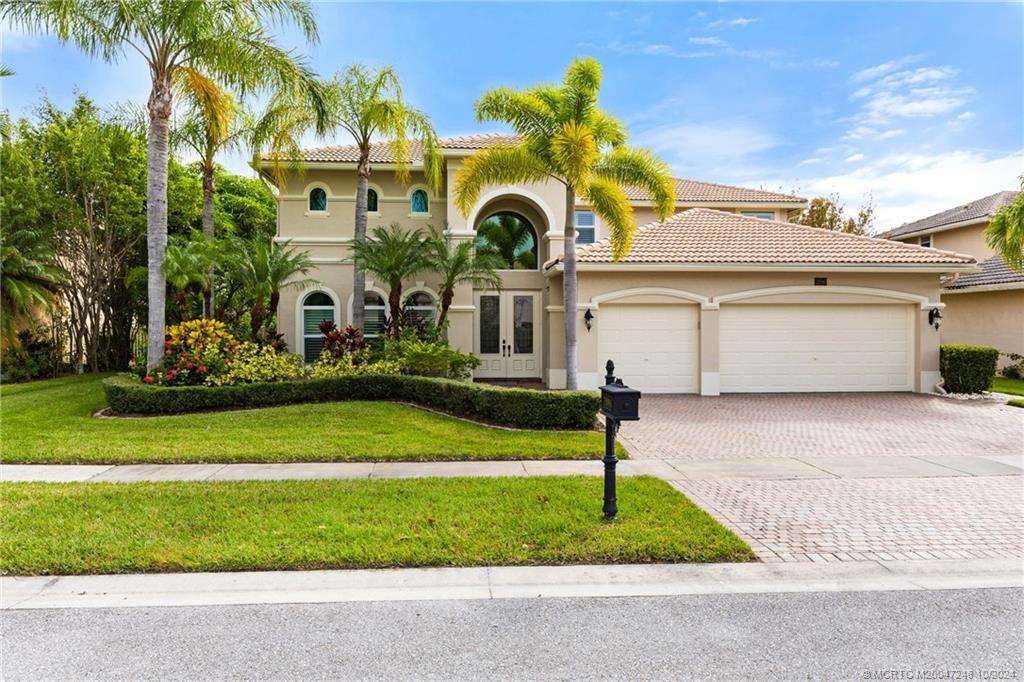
[940,289,1024,365]
[895,221,993,262]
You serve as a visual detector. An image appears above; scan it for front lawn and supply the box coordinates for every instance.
[991,377,1024,397]
[0,375,622,464]
[0,477,754,575]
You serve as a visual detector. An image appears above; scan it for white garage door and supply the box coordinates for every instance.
[597,304,699,393]
[719,304,914,393]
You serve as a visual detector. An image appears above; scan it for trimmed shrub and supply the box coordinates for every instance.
[940,344,999,394]
[103,374,599,430]
[206,343,305,386]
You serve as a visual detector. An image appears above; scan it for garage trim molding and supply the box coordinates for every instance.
[589,286,711,307]
[713,285,932,306]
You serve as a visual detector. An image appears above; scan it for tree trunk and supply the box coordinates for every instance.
[145,76,173,369]
[351,156,370,332]
[268,290,281,331]
[388,279,403,339]
[201,163,216,319]
[436,286,454,335]
[562,185,579,390]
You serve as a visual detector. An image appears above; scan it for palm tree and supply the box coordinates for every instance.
[171,92,255,317]
[223,238,316,341]
[162,236,218,322]
[0,66,13,77]
[255,65,443,331]
[348,223,430,336]
[0,227,65,348]
[3,0,323,369]
[476,213,538,270]
[986,178,1024,271]
[453,57,676,389]
[425,225,503,332]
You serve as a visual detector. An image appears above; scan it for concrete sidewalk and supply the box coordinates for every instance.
[3,558,1020,610]
[3,453,1021,483]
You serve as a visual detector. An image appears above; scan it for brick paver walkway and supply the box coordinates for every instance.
[619,394,1023,460]
[675,476,1024,563]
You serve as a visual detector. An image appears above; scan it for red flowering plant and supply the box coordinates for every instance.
[319,320,366,359]
[142,319,240,386]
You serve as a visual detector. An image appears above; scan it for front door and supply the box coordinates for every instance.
[474,290,541,379]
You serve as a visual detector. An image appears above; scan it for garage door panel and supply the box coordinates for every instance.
[597,304,699,394]
[720,304,913,393]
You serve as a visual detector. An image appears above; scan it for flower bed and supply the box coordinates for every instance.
[103,373,600,430]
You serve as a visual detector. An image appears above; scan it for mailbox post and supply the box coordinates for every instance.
[599,360,641,519]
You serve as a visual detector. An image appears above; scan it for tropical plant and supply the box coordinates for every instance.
[161,235,219,322]
[222,237,316,341]
[0,227,65,348]
[475,213,537,270]
[144,318,240,386]
[256,65,443,330]
[425,225,503,332]
[0,65,14,77]
[318,320,367,359]
[348,223,431,336]
[452,57,675,389]
[986,178,1024,271]
[205,341,305,386]
[3,0,324,369]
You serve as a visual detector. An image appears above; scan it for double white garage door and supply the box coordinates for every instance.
[598,303,914,394]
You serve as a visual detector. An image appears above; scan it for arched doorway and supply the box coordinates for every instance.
[475,211,539,270]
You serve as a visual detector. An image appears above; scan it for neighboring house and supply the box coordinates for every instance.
[261,133,975,395]
[882,191,1023,368]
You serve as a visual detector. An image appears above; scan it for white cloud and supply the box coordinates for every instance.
[845,153,865,162]
[772,150,1024,228]
[635,121,781,173]
[850,55,922,82]
[689,36,728,47]
[956,111,975,121]
[707,16,759,29]
[606,40,715,59]
[798,157,825,166]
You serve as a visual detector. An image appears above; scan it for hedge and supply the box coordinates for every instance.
[102,374,599,430]
[940,344,1000,394]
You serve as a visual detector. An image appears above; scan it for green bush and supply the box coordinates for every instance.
[1001,352,1024,380]
[940,344,1000,394]
[1,329,63,382]
[309,353,403,378]
[103,373,599,430]
[206,343,306,386]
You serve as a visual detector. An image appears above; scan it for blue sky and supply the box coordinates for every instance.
[2,1,1022,228]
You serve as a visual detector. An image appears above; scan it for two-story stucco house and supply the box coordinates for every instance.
[261,133,976,395]
[882,191,1023,368]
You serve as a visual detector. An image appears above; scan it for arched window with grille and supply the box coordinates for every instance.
[302,291,335,362]
[410,189,429,214]
[404,291,436,326]
[308,187,327,212]
[367,188,379,213]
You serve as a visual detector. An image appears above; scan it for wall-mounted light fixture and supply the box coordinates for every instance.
[929,307,943,330]
[584,309,594,332]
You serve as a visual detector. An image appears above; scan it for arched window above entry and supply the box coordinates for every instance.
[404,291,436,325]
[367,188,379,213]
[363,291,387,338]
[410,189,429,214]
[308,187,327,212]
[301,291,335,363]
[475,211,539,270]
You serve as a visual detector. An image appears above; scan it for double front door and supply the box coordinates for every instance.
[474,290,541,379]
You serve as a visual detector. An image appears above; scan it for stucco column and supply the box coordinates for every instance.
[444,161,476,357]
[918,302,944,393]
[700,303,720,396]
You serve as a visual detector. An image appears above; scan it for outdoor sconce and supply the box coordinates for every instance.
[929,307,943,330]
[584,308,594,331]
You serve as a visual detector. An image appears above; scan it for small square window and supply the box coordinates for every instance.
[920,236,932,248]
[575,211,596,244]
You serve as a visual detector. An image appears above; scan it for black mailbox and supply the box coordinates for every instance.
[600,381,641,421]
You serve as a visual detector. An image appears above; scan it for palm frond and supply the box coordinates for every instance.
[550,120,597,189]
[594,146,676,220]
[452,144,551,216]
[475,87,557,138]
[583,176,635,261]
[985,179,1024,271]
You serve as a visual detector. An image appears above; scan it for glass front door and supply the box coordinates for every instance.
[474,291,541,379]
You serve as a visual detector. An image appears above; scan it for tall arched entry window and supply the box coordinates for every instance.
[301,291,335,363]
[366,188,379,212]
[404,291,436,325]
[363,292,387,338]
[475,212,539,270]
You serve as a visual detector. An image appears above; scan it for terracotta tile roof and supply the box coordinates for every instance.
[265,134,805,204]
[625,178,804,204]
[550,208,976,267]
[883,191,1019,239]
[944,255,1024,289]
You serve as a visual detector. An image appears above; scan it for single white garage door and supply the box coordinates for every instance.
[719,304,914,393]
[597,304,699,393]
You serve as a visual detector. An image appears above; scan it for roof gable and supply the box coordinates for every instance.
[556,208,976,267]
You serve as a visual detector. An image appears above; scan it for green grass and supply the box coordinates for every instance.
[992,377,1024,397]
[0,477,754,575]
[0,375,623,464]
[1008,399,1024,409]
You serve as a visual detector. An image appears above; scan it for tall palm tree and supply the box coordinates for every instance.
[475,213,538,270]
[986,178,1024,271]
[0,227,65,348]
[425,225,503,332]
[255,65,443,331]
[223,237,316,341]
[348,223,430,336]
[453,57,676,389]
[4,0,323,368]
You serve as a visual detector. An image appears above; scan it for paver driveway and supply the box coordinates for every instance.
[618,394,1024,563]
[618,393,1023,460]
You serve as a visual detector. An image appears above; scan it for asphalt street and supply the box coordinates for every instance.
[3,588,1021,680]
